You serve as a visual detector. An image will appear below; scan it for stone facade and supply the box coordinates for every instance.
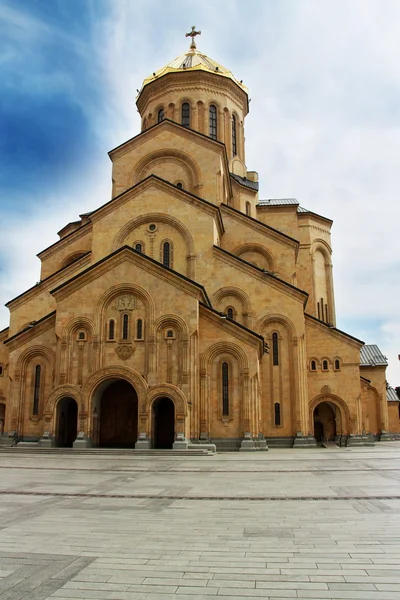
[0,41,398,450]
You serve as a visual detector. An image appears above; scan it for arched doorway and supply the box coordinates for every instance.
[153,397,175,449]
[0,403,5,436]
[56,397,78,447]
[313,402,336,443]
[99,380,138,448]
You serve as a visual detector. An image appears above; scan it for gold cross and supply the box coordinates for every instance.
[185,25,201,50]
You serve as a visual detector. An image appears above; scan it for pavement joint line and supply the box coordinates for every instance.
[1,489,400,501]
[2,466,400,473]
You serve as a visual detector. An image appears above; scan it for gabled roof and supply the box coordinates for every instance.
[220,204,299,248]
[230,173,259,191]
[305,313,364,346]
[199,302,265,358]
[360,344,388,367]
[258,198,332,223]
[214,246,308,305]
[4,311,56,347]
[50,245,212,307]
[387,385,399,402]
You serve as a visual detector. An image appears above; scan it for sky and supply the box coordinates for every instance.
[0,0,399,385]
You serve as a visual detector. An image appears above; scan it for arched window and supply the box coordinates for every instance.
[122,314,129,340]
[334,359,340,371]
[166,329,174,338]
[157,108,164,123]
[311,360,317,371]
[222,362,229,415]
[78,331,86,340]
[181,102,190,127]
[135,243,142,253]
[136,319,143,340]
[322,360,329,371]
[163,241,171,268]
[108,319,115,340]
[33,365,41,415]
[245,201,251,216]
[232,114,237,156]
[272,332,279,366]
[209,105,217,140]
[0,364,3,376]
[227,307,234,320]
[176,182,183,189]
[274,403,281,426]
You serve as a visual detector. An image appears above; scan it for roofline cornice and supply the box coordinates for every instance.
[199,302,265,359]
[6,252,92,310]
[214,246,308,306]
[305,313,364,347]
[50,245,212,306]
[221,204,299,249]
[136,70,249,114]
[88,174,225,237]
[37,222,92,260]
[4,311,56,350]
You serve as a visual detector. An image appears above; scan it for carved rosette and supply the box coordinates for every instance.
[321,385,331,395]
[115,345,135,360]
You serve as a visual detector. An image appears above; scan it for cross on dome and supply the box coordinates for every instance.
[185,25,201,50]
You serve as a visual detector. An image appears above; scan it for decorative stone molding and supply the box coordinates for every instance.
[116,295,136,311]
[115,345,135,360]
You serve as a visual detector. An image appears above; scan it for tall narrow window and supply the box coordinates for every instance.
[311,360,317,371]
[245,201,251,216]
[322,360,328,371]
[274,403,281,426]
[222,362,229,415]
[163,241,171,268]
[209,105,217,140]
[232,114,237,156]
[33,365,41,415]
[0,364,3,376]
[136,319,143,340]
[334,359,340,370]
[135,243,142,252]
[272,332,279,366]
[181,102,190,127]
[108,319,115,340]
[122,314,129,340]
[158,108,164,123]
[227,307,234,320]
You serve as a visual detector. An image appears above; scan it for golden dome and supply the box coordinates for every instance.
[140,47,247,94]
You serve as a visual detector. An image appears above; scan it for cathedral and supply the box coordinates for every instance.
[0,30,399,451]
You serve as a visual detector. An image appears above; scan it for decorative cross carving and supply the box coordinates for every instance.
[185,25,201,50]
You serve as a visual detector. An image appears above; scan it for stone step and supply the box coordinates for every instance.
[0,447,214,456]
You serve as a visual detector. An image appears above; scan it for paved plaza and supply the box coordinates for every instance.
[1,445,400,599]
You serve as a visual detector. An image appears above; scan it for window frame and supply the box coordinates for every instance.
[181,102,190,128]
[136,318,144,340]
[274,402,281,426]
[209,104,217,140]
[157,107,164,123]
[222,361,229,416]
[232,114,237,156]
[33,364,41,416]
[122,313,130,341]
[272,332,279,366]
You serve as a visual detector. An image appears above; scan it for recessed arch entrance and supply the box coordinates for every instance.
[152,397,175,449]
[313,402,337,443]
[93,379,138,448]
[55,397,78,447]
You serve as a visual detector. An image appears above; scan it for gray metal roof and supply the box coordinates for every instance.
[360,344,388,366]
[387,386,399,402]
[297,206,310,213]
[230,173,259,191]
[259,198,299,206]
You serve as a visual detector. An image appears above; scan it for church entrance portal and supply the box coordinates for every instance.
[153,397,175,449]
[56,397,78,447]
[313,402,336,443]
[99,380,138,448]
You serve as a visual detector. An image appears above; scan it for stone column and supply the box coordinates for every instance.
[240,370,256,451]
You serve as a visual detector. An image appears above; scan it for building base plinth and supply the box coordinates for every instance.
[346,434,363,446]
[38,434,55,448]
[73,434,92,449]
[239,434,257,452]
[293,434,317,448]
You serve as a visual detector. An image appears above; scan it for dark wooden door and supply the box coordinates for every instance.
[100,381,138,448]
[314,420,324,442]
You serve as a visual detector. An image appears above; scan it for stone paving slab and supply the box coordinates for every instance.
[0,446,400,599]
